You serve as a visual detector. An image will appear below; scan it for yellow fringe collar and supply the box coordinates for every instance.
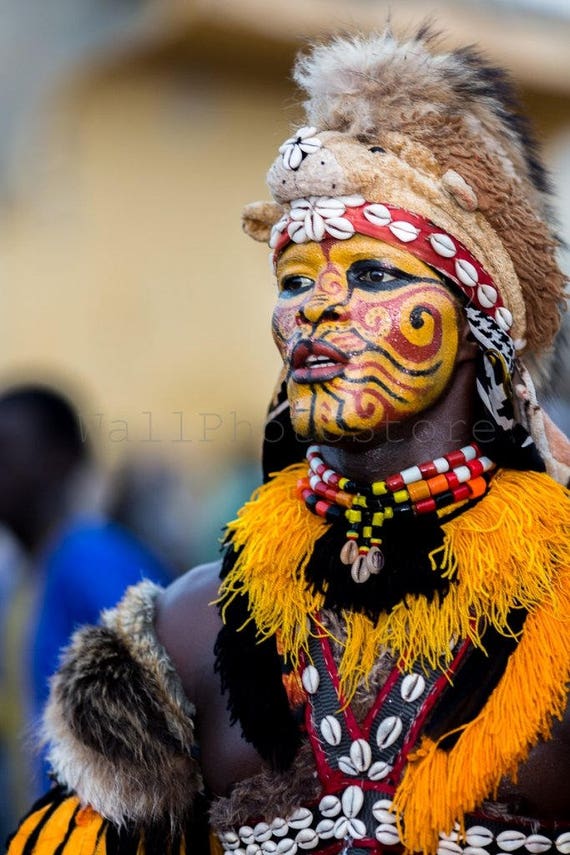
[219,466,570,853]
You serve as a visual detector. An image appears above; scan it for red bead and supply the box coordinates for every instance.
[315,500,331,517]
[445,471,460,490]
[418,460,438,478]
[415,497,437,514]
[445,449,466,467]
[466,458,484,477]
[316,463,327,476]
[386,473,405,492]
[451,483,470,502]
[325,488,338,502]
[327,472,341,487]
[300,488,312,502]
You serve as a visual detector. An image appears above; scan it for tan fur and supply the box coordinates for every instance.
[43,581,202,829]
[242,201,283,242]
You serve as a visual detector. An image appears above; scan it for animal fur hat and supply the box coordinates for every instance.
[243,27,570,482]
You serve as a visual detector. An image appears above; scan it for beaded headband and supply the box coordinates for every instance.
[270,196,513,338]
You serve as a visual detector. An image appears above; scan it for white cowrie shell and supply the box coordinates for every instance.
[324,217,355,240]
[497,831,527,852]
[315,819,335,839]
[319,795,341,817]
[372,806,397,824]
[466,827,494,848]
[401,673,426,702]
[455,258,479,287]
[286,146,304,170]
[495,306,513,332]
[464,848,490,855]
[430,233,457,257]
[351,555,371,584]
[271,818,289,837]
[223,832,241,850]
[368,760,392,780]
[246,846,261,855]
[304,212,325,242]
[339,194,366,207]
[314,197,346,215]
[348,819,367,840]
[376,715,403,749]
[240,827,255,845]
[295,828,319,849]
[389,221,420,242]
[338,755,358,776]
[288,222,307,243]
[334,818,350,839]
[296,126,318,140]
[276,839,297,855]
[525,835,552,854]
[438,841,463,855]
[320,715,342,746]
[288,808,313,830]
[376,825,401,846]
[349,738,372,771]
[363,204,392,226]
[440,832,460,843]
[477,283,498,308]
[262,843,277,855]
[556,833,570,854]
[254,823,272,843]
[341,785,364,818]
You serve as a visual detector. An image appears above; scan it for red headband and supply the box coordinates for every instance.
[271,198,513,335]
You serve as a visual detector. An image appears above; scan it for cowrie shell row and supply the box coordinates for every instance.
[320,715,342,746]
[401,672,426,702]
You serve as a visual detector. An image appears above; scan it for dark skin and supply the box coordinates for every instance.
[156,267,570,821]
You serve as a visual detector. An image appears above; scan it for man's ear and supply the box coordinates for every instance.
[242,201,284,242]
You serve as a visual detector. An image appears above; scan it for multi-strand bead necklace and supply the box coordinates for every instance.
[297,443,496,584]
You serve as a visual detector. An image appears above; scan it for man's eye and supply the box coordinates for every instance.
[347,260,404,291]
[279,275,313,296]
[357,269,396,285]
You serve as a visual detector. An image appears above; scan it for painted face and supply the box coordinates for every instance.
[272,235,461,441]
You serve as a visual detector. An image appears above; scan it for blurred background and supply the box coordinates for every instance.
[0,0,569,836]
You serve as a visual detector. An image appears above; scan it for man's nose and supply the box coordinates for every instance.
[297,271,348,325]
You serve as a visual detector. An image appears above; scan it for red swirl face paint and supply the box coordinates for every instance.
[273,236,461,441]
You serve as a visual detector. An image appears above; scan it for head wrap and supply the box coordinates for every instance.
[242,27,570,483]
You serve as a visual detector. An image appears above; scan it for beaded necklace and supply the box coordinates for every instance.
[297,443,495,584]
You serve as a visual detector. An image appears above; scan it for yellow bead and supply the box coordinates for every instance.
[384,507,394,520]
[339,477,349,490]
[363,526,372,538]
[346,509,362,524]
[372,481,388,496]
[393,489,409,504]
[372,512,385,527]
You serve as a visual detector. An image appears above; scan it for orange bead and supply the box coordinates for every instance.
[407,480,432,502]
[468,476,487,499]
[426,473,449,496]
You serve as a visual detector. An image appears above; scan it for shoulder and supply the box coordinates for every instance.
[43,578,202,829]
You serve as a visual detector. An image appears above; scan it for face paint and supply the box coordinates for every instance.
[272,235,461,441]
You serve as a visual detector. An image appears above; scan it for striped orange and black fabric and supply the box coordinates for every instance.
[6,787,192,855]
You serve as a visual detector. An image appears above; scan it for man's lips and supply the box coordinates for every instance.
[289,340,349,383]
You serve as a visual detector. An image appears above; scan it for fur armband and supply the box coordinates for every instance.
[42,580,203,830]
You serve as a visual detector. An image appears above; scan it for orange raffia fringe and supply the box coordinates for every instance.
[219,466,570,708]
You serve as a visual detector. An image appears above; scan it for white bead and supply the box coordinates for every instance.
[401,673,426,702]
[301,665,319,695]
[349,738,372,771]
[454,465,471,484]
[401,465,422,485]
[525,835,552,854]
[341,785,364,818]
[477,283,498,308]
[389,221,420,242]
[455,258,479,287]
[497,830,527,851]
[376,825,401,846]
[318,795,341,817]
[363,204,392,227]
[460,443,478,461]
[433,456,450,474]
[376,715,403,749]
[320,715,342,746]
[430,233,457,258]
[288,807,313,830]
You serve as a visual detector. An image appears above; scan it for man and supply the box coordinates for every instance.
[7,28,570,855]
[0,385,172,799]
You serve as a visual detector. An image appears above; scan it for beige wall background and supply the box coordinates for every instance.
[0,0,569,480]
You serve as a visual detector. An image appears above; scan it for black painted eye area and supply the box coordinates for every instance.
[369,146,385,153]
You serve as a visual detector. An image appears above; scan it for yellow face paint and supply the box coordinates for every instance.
[272,235,461,441]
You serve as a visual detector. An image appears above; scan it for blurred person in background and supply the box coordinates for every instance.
[0,383,173,813]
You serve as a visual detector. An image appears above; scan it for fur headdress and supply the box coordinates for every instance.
[243,27,570,482]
